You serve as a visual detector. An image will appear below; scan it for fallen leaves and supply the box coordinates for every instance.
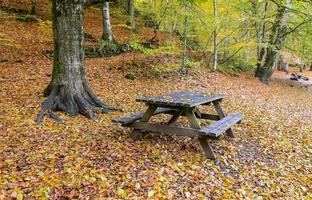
[1,1,312,199]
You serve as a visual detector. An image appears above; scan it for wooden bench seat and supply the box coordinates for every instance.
[113,108,175,125]
[200,114,244,137]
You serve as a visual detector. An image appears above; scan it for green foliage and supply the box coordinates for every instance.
[184,59,203,68]
[137,0,312,74]
[15,14,37,22]
[217,59,255,75]
[152,63,181,74]
[125,72,136,80]
[113,24,133,30]
[129,41,148,53]
[147,41,182,56]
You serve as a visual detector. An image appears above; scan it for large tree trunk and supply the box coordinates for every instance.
[127,0,135,30]
[255,0,291,84]
[36,0,114,123]
[212,0,218,71]
[102,1,114,42]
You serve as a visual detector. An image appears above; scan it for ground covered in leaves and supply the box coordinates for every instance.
[0,1,312,199]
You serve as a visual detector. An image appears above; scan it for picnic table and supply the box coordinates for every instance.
[114,91,244,160]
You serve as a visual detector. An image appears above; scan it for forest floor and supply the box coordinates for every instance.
[0,1,312,199]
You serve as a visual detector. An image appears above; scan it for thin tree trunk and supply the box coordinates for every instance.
[182,4,188,68]
[212,0,218,71]
[31,0,36,15]
[255,0,268,71]
[128,0,135,30]
[36,0,114,123]
[102,2,113,42]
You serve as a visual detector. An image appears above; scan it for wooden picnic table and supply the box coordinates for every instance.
[114,91,244,160]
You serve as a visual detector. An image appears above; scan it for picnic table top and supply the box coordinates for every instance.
[136,91,225,108]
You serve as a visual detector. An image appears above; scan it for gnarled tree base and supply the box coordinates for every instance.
[36,83,116,123]
[255,67,274,84]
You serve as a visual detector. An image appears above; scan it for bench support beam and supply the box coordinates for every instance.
[185,108,216,160]
[213,101,235,138]
[130,105,157,139]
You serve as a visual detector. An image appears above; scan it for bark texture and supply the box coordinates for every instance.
[127,0,135,30]
[212,0,218,71]
[36,0,115,123]
[102,2,114,42]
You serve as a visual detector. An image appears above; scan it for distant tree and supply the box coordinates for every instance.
[255,0,291,84]
[36,0,115,123]
[212,0,218,71]
[102,1,114,42]
[127,0,135,30]
[181,0,189,68]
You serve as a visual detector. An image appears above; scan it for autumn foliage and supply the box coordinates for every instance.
[0,0,311,199]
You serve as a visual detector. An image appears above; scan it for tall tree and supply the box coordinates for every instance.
[36,0,115,123]
[182,0,188,68]
[255,0,291,84]
[127,0,135,30]
[102,1,114,42]
[212,0,218,71]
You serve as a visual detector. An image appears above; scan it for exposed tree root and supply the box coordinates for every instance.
[36,83,116,123]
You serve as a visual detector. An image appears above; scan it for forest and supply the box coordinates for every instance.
[0,0,311,199]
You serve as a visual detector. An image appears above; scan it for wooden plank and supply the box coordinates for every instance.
[167,109,184,126]
[198,139,216,160]
[126,122,201,137]
[184,108,217,160]
[200,114,244,137]
[184,108,201,129]
[198,113,220,121]
[113,107,176,125]
[136,91,224,108]
[213,101,235,138]
[130,105,157,139]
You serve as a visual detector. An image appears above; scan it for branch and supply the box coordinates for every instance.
[219,46,245,64]
[285,19,312,36]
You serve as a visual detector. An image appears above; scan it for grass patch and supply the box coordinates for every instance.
[152,63,181,74]
[15,14,37,22]
[147,41,182,57]
[218,59,255,75]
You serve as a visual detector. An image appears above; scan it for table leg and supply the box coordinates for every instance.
[213,101,235,138]
[130,105,157,139]
[167,109,184,126]
[185,108,216,160]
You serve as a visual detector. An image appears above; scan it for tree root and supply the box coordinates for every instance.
[36,84,117,123]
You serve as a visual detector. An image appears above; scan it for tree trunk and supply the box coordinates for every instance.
[255,0,291,84]
[31,0,36,15]
[36,0,115,123]
[102,2,114,42]
[212,0,218,71]
[182,7,188,68]
[127,0,135,30]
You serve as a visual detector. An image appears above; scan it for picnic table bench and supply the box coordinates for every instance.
[113,91,244,160]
